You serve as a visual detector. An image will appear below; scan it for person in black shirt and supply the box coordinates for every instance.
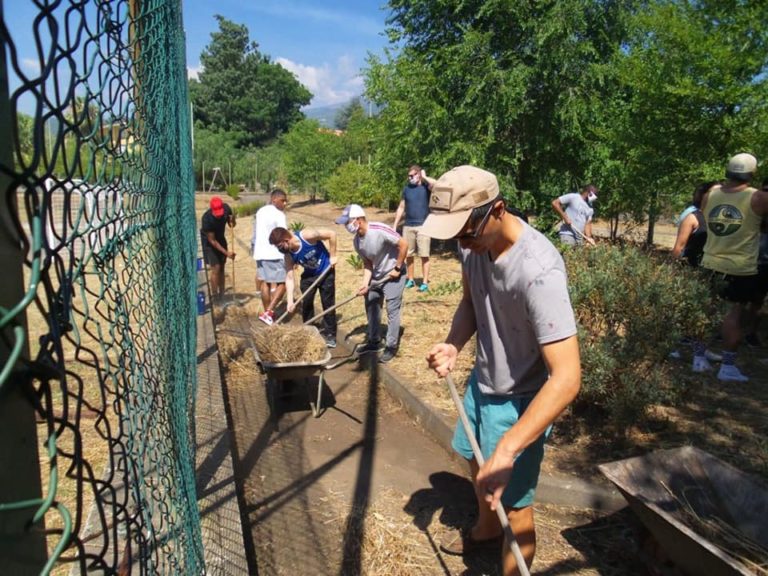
[201,196,236,300]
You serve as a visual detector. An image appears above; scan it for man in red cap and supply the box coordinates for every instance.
[200,196,236,300]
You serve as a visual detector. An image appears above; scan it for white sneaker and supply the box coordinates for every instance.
[717,364,749,382]
[704,349,722,362]
[692,356,713,373]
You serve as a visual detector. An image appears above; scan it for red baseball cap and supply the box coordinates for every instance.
[210,196,225,217]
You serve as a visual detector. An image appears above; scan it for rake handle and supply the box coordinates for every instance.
[302,275,389,326]
[275,266,332,325]
[445,373,531,576]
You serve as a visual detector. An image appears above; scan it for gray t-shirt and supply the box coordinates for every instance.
[461,221,577,396]
[354,222,402,280]
[557,192,594,240]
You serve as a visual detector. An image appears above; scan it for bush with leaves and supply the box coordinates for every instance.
[289,220,305,232]
[565,244,719,434]
[324,161,387,207]
[234,200,263,218]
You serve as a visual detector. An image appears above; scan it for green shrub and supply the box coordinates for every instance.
[289,220,305,232]
[346,253,364,270]
[234,200,263,217]
[324,161,386,207]
[565,244,720,434]
[226,184,240,200]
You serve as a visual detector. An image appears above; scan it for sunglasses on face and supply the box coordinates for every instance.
[455,202,496,240]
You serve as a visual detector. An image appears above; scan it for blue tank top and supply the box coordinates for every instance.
[291,232,330,277]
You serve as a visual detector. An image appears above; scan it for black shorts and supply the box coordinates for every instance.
[706,270,761,304]
[203,244,226,266]
[755,265,768,303]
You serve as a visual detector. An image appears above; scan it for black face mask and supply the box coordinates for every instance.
[277,246,290,254]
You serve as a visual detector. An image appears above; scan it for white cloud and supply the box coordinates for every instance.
[276,56,363,108]
[22,58,40,73]
[187,66,201,80]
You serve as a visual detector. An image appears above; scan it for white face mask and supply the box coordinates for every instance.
[587,192,597,205]
[345,221,359,234]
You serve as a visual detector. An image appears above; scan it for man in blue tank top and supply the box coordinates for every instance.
[269,227,338,347]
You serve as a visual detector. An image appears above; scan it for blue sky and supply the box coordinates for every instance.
[183,0,393,108]
[4,1,393,114]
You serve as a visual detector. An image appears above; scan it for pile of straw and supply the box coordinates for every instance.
[252,325,328,364]
[661,481,768,575]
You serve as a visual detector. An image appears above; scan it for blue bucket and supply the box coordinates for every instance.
[196,257,204,271]
[197,291,206,315]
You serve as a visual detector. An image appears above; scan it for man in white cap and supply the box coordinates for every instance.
[422,166,581,575]
[551,184,598,246]
[336,204,408,363]
[699,153,768,382]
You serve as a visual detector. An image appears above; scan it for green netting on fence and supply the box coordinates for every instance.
[0,1,204,574]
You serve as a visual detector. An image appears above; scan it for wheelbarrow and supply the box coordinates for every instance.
[599,446,768,576]
[250,326,349,418]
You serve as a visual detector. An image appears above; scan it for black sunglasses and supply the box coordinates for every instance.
[455,201,497,240]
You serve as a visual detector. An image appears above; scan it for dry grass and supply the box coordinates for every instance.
[252,325,328,364]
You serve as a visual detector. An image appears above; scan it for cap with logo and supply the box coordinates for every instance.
[335,204,366,224]
[725,153,757,182]
[419,165,500,240]
[210,196,225,217]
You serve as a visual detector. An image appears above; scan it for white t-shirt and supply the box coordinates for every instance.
[252,204,286,261]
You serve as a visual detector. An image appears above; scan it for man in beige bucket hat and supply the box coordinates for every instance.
[423,166,582,575]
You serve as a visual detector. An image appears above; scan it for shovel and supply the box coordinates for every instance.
[273,265,332,325]
[445,373,531,576]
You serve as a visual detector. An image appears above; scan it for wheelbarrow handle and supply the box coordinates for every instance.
[275,266,332,325]
[302,275,389,327]
[445,373,531,576]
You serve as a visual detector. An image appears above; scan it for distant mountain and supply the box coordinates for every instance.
[303,103,342,127]
[303,97,381,129]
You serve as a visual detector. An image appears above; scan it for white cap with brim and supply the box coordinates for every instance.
[726,153,757,181]
[419,165,500,240]
[335,204,366,224]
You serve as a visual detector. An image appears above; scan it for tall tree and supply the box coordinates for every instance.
[602,0,768,241]
[367,0,629,207]
[334,97,365,130]
[280,119,343,200]
[190,16,311,147]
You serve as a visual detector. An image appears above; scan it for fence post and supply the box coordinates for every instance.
[0,22,48,573]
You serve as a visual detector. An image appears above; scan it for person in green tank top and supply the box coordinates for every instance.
[699,153,768,382]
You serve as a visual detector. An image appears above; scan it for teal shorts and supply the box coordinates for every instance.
[452,370,550,509]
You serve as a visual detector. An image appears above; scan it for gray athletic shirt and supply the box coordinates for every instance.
[461,221,577,396]
[557,192,594,239]
[354,222,402,280]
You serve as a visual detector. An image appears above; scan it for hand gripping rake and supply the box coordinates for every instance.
[445,373,531,576]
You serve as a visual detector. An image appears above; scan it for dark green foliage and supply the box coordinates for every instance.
[190,16,311,148]
[289,220,305,232]
[565,244,719,433]
[334,97,365,131]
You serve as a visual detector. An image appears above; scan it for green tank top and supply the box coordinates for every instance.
[702,186,761,275]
